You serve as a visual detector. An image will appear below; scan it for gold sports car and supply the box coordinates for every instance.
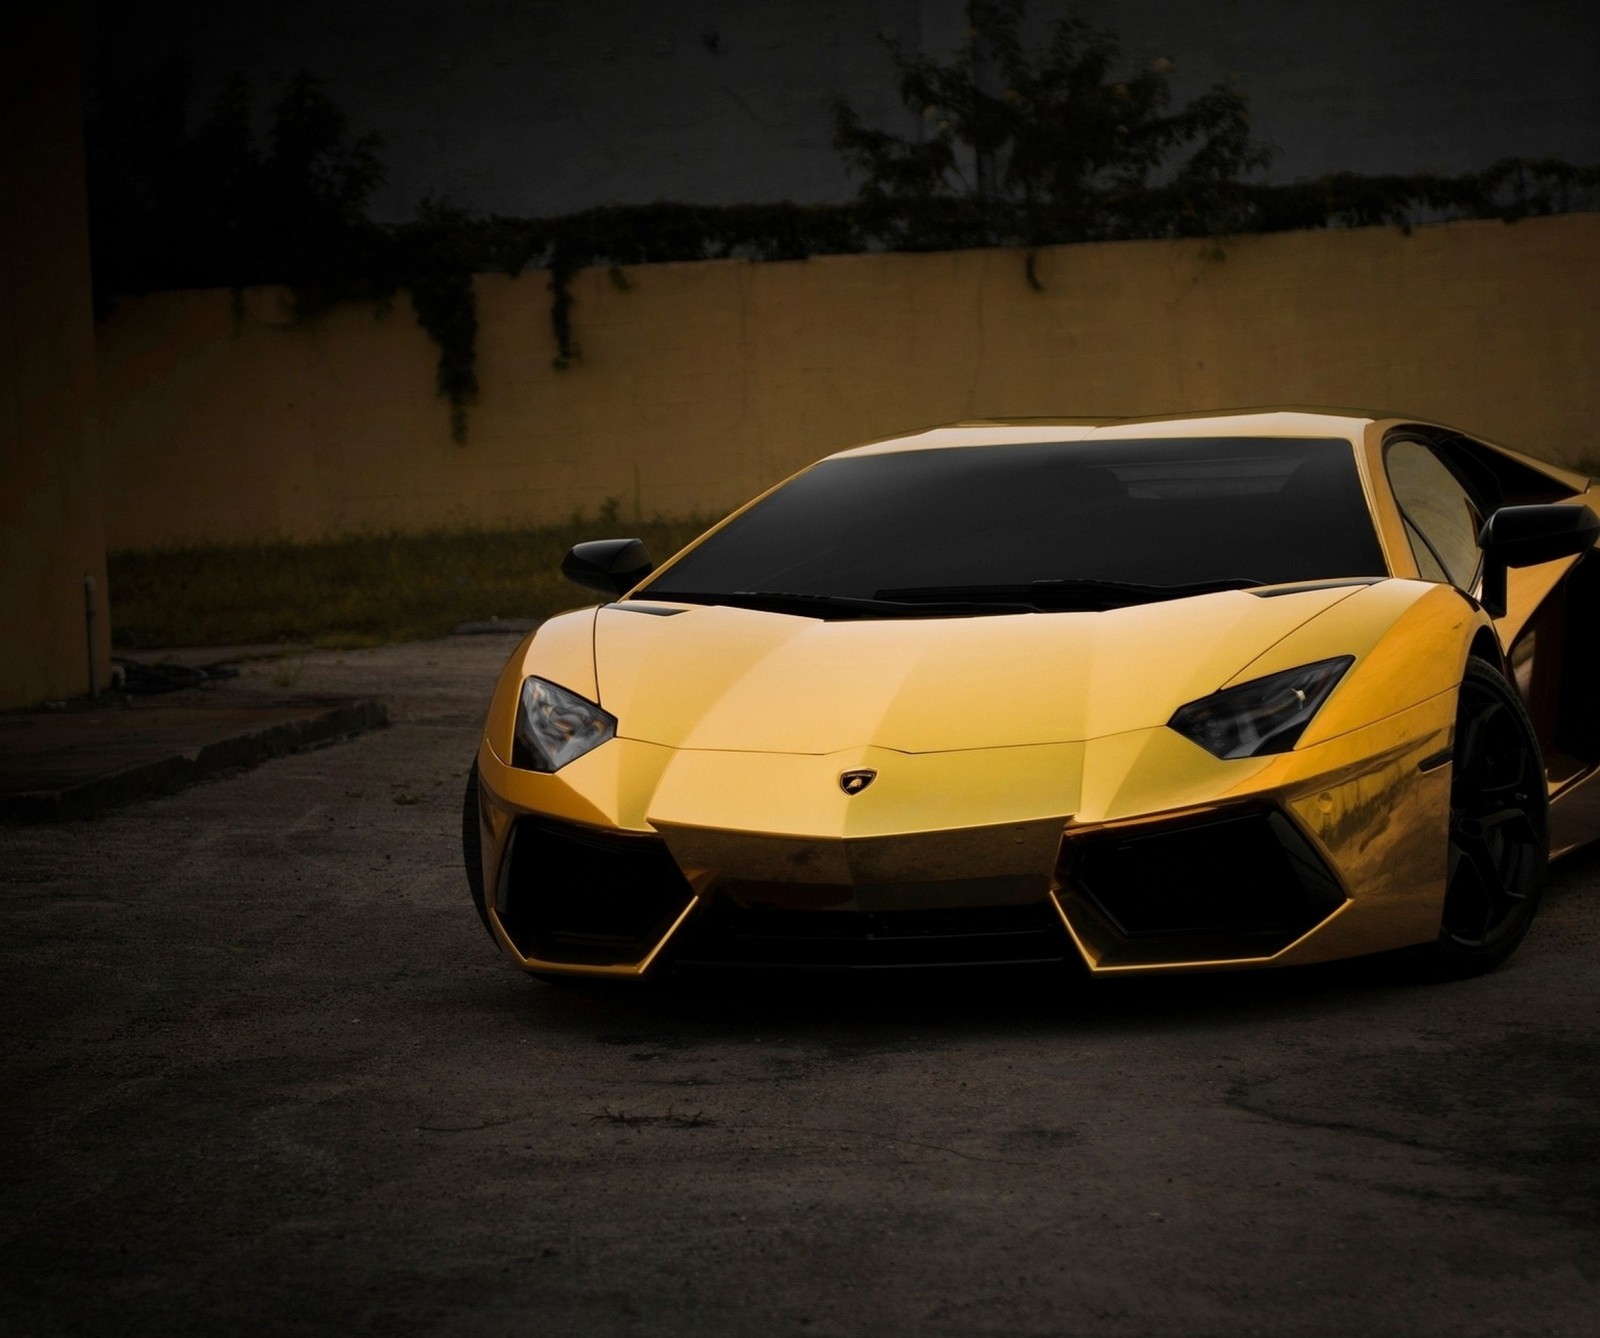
[464,410,1600,981]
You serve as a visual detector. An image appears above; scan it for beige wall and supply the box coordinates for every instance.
[1,10,109,708]
[99,213,1600,550]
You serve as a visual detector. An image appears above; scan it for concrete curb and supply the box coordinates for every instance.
[1,698,388,823]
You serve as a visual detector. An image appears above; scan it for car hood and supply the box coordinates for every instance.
[591,585,1368,754]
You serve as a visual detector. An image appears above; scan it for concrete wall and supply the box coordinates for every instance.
[98,212,1600,550]
[1,10,110,708]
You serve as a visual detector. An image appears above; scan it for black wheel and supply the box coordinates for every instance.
[462,760,496,941]
[1418,659,1548,978]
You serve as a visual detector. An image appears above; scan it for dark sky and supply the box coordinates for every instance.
[87,0,1600,222]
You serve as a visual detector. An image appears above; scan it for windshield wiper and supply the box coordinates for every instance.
[873,577,1263,611]
[638,589,1036,618]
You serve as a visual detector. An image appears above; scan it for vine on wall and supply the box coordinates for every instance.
[87,24,1599,442]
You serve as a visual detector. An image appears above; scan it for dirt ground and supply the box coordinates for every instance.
[3,635,1597,1336]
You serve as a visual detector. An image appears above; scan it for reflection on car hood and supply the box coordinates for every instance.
[592,585,1368,754]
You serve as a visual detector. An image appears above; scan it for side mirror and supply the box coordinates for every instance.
[561,538,654,596]
[1477,503,1600,617]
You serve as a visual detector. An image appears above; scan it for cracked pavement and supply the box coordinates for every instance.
[2,635,1598,1336]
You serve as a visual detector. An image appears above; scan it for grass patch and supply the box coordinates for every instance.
[108,517,712,650]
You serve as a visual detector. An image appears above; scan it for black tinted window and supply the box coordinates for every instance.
[645,437,1387,604]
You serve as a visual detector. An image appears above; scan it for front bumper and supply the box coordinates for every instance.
[474,693,1455,978]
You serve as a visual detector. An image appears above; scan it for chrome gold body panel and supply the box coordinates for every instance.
[470,410,1600,979]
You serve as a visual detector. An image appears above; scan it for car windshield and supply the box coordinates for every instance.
[641,436,1389,614]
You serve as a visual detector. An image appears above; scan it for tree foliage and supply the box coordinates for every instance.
[832,0,1274,247]
[88,68,389,304]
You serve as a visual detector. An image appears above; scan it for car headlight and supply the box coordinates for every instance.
[1168,657,1354,759]
[513,677,617,772]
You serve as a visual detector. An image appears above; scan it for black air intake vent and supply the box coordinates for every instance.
[495,819,696,966]
[1061,807,1346,966]
[674,901,1069,969]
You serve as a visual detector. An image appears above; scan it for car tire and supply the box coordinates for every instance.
[1415,658,1548,979]
[462,760,496,941]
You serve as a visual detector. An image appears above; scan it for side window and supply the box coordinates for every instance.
[1386,440,1484,589]
[1402,519,1449,582]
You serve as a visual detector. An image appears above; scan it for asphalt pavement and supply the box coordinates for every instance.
[2,633,1597,1336]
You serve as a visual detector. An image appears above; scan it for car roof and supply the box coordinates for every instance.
[822,407,1592,495]
[832,407,1390,457]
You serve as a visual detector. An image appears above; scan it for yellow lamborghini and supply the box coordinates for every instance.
[464,410,1600,981]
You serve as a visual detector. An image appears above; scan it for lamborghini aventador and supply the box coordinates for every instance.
[464,410,1600,980]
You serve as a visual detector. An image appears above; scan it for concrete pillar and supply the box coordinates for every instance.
[0,8,109,707]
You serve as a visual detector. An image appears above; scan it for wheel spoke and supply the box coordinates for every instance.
[1444,840,1497,944]
[1453,700,1505,791]
[1452,828,1521,904]
[1475,804,1535,844]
